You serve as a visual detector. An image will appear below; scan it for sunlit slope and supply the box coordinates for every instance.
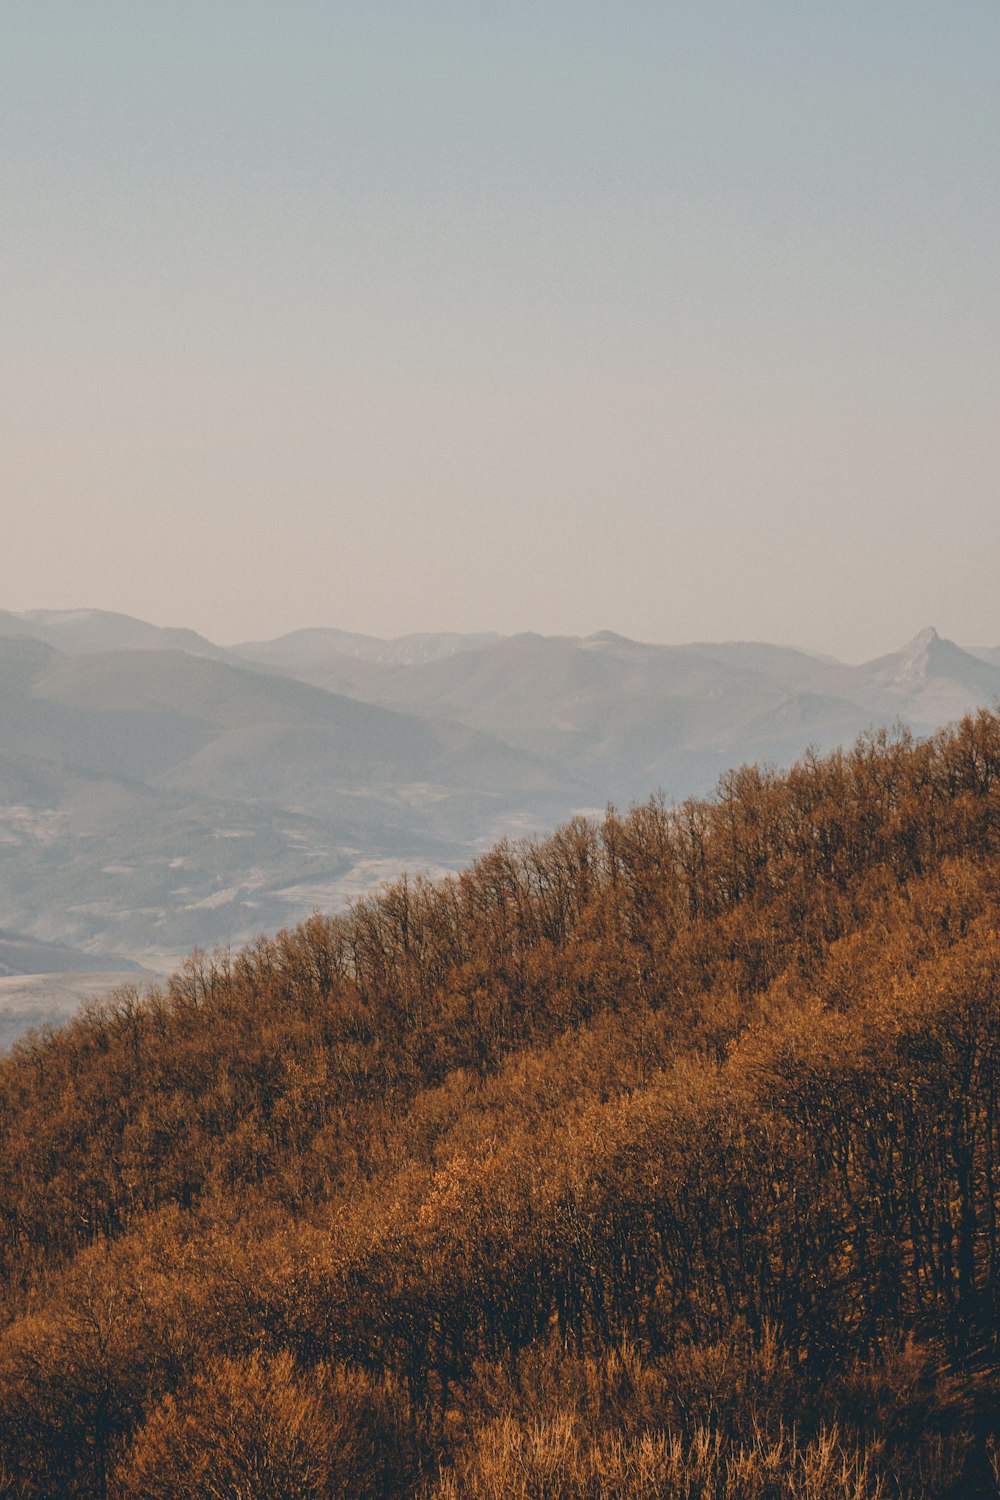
[0,714,996,1496]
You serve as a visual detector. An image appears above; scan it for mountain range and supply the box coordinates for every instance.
[232,620,1000,800]
[1,607,998,1038]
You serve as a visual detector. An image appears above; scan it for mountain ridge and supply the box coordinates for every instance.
[2,608,1000,1009]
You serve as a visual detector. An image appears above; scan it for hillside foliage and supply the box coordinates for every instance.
[0,715,998,1497]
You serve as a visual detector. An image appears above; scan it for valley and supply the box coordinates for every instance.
[1,609,999,1042]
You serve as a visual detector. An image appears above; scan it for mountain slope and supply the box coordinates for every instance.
[828,626,1000,727]
[0,714,996,1497]
[0,639,586,969]
[233,625,503,667]
[0,607,227,658]
[271,625,1000,801]
[270,629,922,801]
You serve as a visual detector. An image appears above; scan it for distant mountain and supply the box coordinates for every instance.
[0,637,586,975]
[0,608,226,658]
[234,626,502,668]
[24,645,574,802]
[231,627,507,698]
[231,624,1000,804]
[825,627,1000,730]
[3,610,1000,1005]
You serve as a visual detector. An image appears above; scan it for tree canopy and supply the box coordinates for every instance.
[0,715,998,1497]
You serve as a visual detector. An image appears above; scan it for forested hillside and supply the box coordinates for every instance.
[0,715,998,1497]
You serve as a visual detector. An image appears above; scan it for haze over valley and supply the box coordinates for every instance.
[2,607,999,1043]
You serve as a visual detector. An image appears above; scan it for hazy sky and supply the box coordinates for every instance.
[4,2,999,661]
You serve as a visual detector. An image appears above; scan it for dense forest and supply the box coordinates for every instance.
[0,714,998,1498]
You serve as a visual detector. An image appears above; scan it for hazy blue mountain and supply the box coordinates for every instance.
[0,608,226,658]
[0,637,589,983]
[3,611,1000,1034]
[234,627,502,670]
[275,631,860,802]
[825,628,1000,730]
[231,627,507,699]
[9,642,574,797]
[7,616,998,818]
[236,624,1000,804]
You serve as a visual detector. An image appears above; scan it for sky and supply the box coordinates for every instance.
[3,2,999,662]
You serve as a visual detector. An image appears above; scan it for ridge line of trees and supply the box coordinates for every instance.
[0,714,997,1496]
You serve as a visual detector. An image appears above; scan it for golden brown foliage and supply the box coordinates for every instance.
[427,1415,889,1500]
[0,715,999,1495]
[113,1351,412,1500]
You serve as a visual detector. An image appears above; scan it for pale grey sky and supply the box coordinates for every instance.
[3,2,999,660]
